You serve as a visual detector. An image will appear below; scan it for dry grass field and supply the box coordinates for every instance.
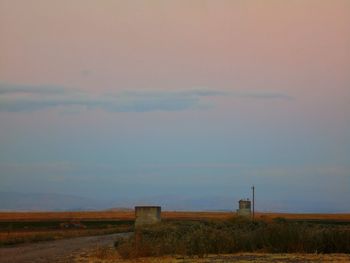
[1,211,350,262]
[85,249,350,263]
[0,211,136,246]
[1,211,349,248]
[1,211,350,222]
[0,211,135,221]
[0,227,129,246]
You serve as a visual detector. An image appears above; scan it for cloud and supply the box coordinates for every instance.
[144,162,244,169]
[0,82,293,113]
[0,82,65,95]
[233,91,294,101]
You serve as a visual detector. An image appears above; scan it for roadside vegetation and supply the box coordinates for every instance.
[115,217,350,258]
[0,220,133,246]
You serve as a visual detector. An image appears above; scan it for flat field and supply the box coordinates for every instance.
[1,212,350,262]
[1,211,349,246]
[85,251,350,263]
[0,212,135,246]
[1,210,350,221]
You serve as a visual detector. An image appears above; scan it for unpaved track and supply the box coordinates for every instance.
[0,233,130,263]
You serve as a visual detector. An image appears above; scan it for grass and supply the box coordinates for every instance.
[0,226,133,246]
[2,211,350,221]
[0,220,134,231]
[87,253,350,263]
[0,220,133,246]
[115,217,350,259]
[1,211,350,249]
[0,211,135,221]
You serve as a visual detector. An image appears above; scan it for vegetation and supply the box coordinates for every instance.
[115,217,350,258]
[0,220,134,231]
[88,250,350,263]
[1,211,350,221]
[0,220,133,246]
[1,211,350,250]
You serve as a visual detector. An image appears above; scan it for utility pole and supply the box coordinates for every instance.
[251,185,255,221]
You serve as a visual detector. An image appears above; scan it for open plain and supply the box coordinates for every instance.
[0,211,350,262]
[2,211,350,221]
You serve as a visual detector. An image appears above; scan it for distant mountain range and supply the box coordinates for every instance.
[0,192,348,213]
[0,192,109,211]
[0,192,234,212]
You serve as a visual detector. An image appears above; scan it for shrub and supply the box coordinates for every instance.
[116,219,350,258]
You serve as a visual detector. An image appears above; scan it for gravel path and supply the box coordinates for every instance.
[0,233,130,263]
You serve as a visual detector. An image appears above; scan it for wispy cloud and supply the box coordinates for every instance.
[0,84,221,113]
[0,83,65,95]
[234,91,294,101]
[0,82,293,113]
[143,162,244,169]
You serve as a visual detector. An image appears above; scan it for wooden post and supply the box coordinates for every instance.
[251,185,255,221]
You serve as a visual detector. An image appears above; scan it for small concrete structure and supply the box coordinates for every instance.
[135,206,161,227]
[237,199,251,217]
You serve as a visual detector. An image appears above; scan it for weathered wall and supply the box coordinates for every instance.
[237,208,251,217]
[239,200,251,209]
[135,206,161,227]
[237,200,251,217]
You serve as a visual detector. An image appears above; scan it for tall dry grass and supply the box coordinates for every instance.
[115,217,350,258]
[1,211,350,222]
[0,225,133,246]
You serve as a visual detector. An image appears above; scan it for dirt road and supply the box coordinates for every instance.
[0,233,130,263]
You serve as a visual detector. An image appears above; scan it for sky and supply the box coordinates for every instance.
[0,0,349,212]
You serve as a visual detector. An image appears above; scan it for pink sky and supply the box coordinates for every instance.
[1,0,349,91]
[1,0,349,130]
[0,0,349,211]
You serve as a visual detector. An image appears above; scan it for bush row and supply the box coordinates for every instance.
[115,217,350,258]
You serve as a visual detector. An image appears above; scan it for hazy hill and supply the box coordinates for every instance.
[0,192,347,213]
[0,192,106,211]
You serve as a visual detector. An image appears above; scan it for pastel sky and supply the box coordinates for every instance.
[0,0,349,211]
